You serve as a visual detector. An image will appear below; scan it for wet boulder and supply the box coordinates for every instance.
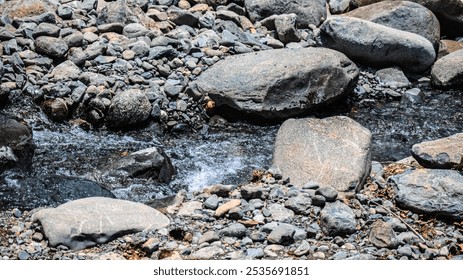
[32,197,169,250]
[411,133,463,169]
[431,48,463,89]
[102,147,175,183]
[106,89,152,129]
[244,0,327,28]
[390,169,463,220]
[320,201,357,236]
[316,16,436,73]
[345,1,440,51]
[188,48,358,122]
[0,117,35,173]
[272,116,372,192]
[0,175,115,211]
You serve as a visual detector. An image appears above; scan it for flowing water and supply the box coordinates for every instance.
[2,87,463,203]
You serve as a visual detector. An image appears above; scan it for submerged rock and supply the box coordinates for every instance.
[390,169,463,220]
[189,48,358,122]
[411,133,463,169]
[32,197,170,250]
[272,116,372,192]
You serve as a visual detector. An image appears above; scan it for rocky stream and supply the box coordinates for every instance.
[1,0,463,260]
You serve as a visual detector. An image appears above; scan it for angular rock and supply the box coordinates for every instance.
[266,203,294,222]
[32,197,169,250]
[245,0,327,28]
[431,48,463,88]
[267,225,296,245]
[220,223,247,238]
[189,48,358,121]
[316,16,436,73]
[411,133,463,169]
[34,36,68,58]
[32,22,60,38]
[375,67,411,88]
[177,201,203,217]
[97,0,132,25]
[320,201,357,236]
[390,169,463,220]
[102,147,175,183]
[345,1,441,50]
[284,193,311,214]
[328,0,351,13]
[369,220,399,248]
[106,89,152,128]
[0,117,34,172]
[49,60,81,81]
[273,116,372,192]
[274,13,300,44]
[0,175,115,211]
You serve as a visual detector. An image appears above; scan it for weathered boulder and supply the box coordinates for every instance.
[244,0,327,28]
[352,0,463,36]
[345,1,440,50]
[320,201,357,236]
[272,116,372,192]
[0,117,34,173]
[188,48,358,122]
[411,133,463,169]
[0,175,115,211]
[32,197,170,250]
[390,169,463,220]
[316,16,436,73]
[34,36,68,58]
[431,48,463,88]
[328,0,351,14]
[106,89,152,128]
[102,147,175,183]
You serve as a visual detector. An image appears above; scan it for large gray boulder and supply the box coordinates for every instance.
[0,176,115,211]
[345,1,440,50]
[272,116,372,192]
[352,0,463,36]
[244,0,327,27]
[34,36,68,58]
[411,133,463,169]
[316,16,436,73]
[32,197,170,250]
[0,117,35,173]
[189,48,359,121]
[106,89,152,128]
[390,169,463,220]
[320,201,357,236]
[431,48,463,88]
[102,147,175,183]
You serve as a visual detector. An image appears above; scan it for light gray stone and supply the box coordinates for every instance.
[220,223,247,238]
[49,60,81,81]
[266,203,294,222]
[390,169,463,220]
[375,67,411,88]
[284,193,312,214]
[316,16,436,73]
[32,197,170,250]
[411,133,463,169]
[273,116,372,192]
[431,48,463,88]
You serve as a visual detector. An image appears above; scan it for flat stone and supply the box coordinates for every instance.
[411,133,463,169]
[34,36,68,58]
[376,67,411,88]
[390,169,463,220]
[315,186,339,202]
[32,197,170,250]
[320,201,357,236]
[177,201,203,217]
[214,199,241,217]
[190,245,224,260]
[273,116,372,191]
[49,60,81,81]
[284,193,312,214]
[198,231,220,244]
[266,203,294,223]
[220,223,247,238]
